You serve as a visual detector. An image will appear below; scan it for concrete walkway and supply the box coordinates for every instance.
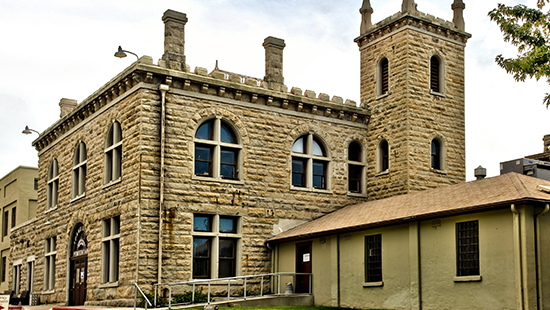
[12,305,139,310]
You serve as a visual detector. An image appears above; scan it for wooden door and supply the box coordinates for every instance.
[70,257,87,306]
[295,242,312,293]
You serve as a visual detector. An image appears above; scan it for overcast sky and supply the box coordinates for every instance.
[0,0,548,181]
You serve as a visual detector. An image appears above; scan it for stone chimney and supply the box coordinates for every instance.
[543,134,550,152]
[263,36,286,92]
[59,98,77,118]
[452,0,466,31]
[161,10,188,71]
[360,0,374,35]
[474,165,486,180]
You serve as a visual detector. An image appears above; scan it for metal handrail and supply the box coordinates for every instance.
[134,283,152,310]
[151,272,312,309]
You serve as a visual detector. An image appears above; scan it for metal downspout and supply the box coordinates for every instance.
[511,204,524,310]
[158,84,169,284]
[536,204,549,308]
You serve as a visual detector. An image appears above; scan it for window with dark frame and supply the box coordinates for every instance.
[11,207,15,228]
[2,211,8,238]
[192,214,240,279]
[194,119,241,180]
[431,139,441,170]
[291,134,329,190]
[430,56,440,93]
[1,256,5,282]
[457,220,480,277]
[44,237,56,290]
[379,140,389,172]
[365,234,382,282]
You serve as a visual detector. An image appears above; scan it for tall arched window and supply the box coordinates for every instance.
[377,57,389,96]
[291,133,330,190]
[377,140,389,173]
[47,159,59,209]
[431,138,443,170]
[194,118,242,180]
[348,141,366,194]
[72,141,87,198]
[105,121,122,184]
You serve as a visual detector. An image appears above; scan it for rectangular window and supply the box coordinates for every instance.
[44,237,56,290]
[292,158,306,187]
[11,207,16,228]
[195,145,213,177]
[457,220,479,276]
[2,210,8,238]
[192,214,240,279]
[102,216,120,283]
[348,164,362,193]
[312,161,327,189]
[13,264,21,294]
[1,256,5,282]
[220,148,238,180]
[34,178,38,191]
[365,234,382,283]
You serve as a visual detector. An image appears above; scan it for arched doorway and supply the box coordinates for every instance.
[69,223,88,306]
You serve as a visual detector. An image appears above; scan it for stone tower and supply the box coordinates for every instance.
[356,0,470,200]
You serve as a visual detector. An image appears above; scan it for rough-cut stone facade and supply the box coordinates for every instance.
[10,3,470,307]
[356,11,470,200]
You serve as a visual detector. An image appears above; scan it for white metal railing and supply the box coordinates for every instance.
[149,272,311,309]
[134,283,152,310]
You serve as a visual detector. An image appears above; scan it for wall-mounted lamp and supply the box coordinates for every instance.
[114,46,139,60]
[22,126,40,135]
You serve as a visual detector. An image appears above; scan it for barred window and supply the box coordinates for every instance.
[365,234,382,282]
[430,56,440,92]
[377,57,389,96]
[456,220,479,277]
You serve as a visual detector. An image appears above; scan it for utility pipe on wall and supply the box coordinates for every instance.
[536,204,549,308]
[158,84,169,284]
[511,204,524,310]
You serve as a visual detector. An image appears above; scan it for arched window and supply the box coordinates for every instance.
[72,141,87,198]
[105,121,122,184]
[348,141,366,194]
[194,118,241,180]
[431,138,442,170]
[377,57,389,96]
[47,159,59,209]
[377,140,389,173]
[291,133,329,190]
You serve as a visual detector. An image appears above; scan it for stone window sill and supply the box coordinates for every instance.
[375,92,390,100]
[44,206,58,214]
[347,191,368,198]
[41,289,55,294]
[363,281,384,287]
[99,281,119,288]
[430,168,447,175]
[103,178,122,189]
[376,170,389,177]
[290,186,333,195]
[454,275,482,282]
[430,90,446,97]
[70,193,86,203]
[192,175,244,185]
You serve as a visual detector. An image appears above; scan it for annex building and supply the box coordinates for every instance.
[8,0,500,308]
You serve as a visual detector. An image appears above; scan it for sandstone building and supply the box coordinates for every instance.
[0,166,37,295]
[11,0,470,307]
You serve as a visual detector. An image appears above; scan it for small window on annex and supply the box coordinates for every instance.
[105,121,122,184]
[431,138,444,170]
[192,214,241,279]
[72,141,87,198]
[47,158,59,209]
[194,118,242,181]
[377,140,389,173]
[456,220,479,277]
[365,234,382,283]
[291,133,330,190]
[348,141,366,194]
[377,57,389,96]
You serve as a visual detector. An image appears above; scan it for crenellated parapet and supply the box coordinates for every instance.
[33,58,368,153]
[355,9,471,47]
